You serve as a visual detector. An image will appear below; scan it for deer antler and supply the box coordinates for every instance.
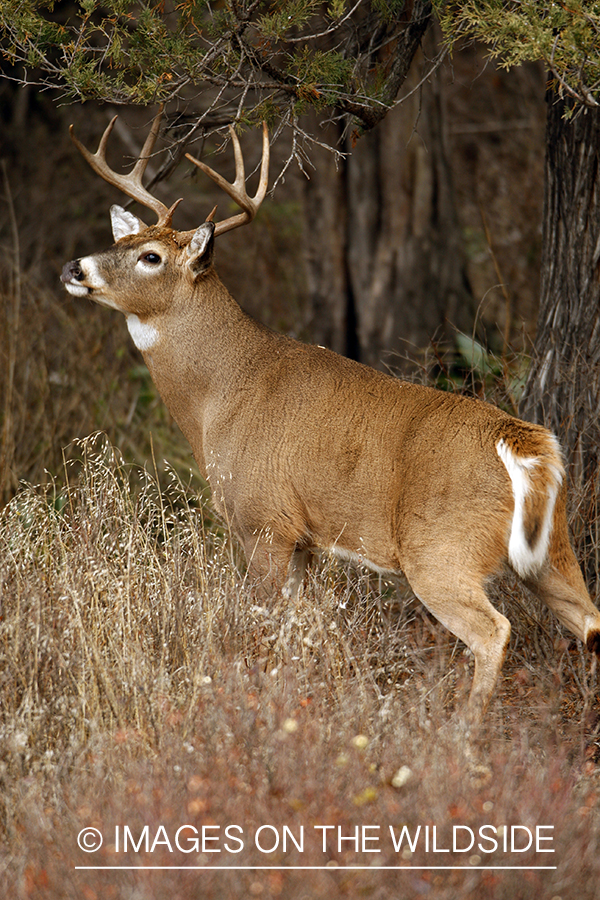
[185,122,269,236]
[70,106,181,228]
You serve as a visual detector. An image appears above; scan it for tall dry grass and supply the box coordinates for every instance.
[1,434,600,899]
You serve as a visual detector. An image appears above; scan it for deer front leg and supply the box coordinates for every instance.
[241,531,298,600]
[282,547,313,600]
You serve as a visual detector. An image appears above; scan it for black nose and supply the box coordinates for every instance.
[61,260,84,283]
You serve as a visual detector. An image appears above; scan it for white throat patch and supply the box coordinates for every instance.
[127,314,160,351]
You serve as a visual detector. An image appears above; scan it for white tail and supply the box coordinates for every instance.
[61,109,600,729]
[495,435,563,579]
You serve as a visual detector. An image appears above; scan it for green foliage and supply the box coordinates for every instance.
[258,0,324,39]
[372,0,407,22]
[290,46,353,106]
[6,1,598,140]
[434,1,600,107]
[328,0,347,19]
[433,333,528,414]
[0,0,432,132]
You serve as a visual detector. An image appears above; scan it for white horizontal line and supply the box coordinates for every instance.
[75,865,557,871]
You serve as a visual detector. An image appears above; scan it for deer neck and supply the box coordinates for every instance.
[131,270,274,470]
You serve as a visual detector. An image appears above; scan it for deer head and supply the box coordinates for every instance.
[62,107,269,327]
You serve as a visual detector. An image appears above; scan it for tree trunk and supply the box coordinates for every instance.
[519,94,600,585]
[301,38,473,371]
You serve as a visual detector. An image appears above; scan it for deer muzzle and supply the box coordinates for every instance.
[61,260,85,283]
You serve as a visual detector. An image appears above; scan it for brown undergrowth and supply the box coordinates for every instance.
[1,435,599,899]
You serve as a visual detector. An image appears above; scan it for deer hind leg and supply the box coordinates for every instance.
[524,493,600,655]
[405,563,511,728]
[525,562,600,657]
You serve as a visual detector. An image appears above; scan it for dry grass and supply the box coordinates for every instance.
[1,435,600,899]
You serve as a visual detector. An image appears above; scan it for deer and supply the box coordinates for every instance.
[61,108,600,730]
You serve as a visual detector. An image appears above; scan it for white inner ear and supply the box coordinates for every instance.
[188,223,213,259]
[110,205,143,241]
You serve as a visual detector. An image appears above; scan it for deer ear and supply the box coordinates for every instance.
[187,222,215,277]
[110,205,146,241]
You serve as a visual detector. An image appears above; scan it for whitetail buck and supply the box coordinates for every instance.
[62,109,600,728]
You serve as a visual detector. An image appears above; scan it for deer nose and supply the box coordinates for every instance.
[61,260,85,283]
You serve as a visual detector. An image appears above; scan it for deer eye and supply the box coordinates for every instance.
[140,252,162,264]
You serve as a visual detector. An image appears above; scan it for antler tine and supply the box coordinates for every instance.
[229,126,247,193]
[130,104,164,182]
[185,122,269,236]
[253,121,270,209]
[69,106,173,226]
